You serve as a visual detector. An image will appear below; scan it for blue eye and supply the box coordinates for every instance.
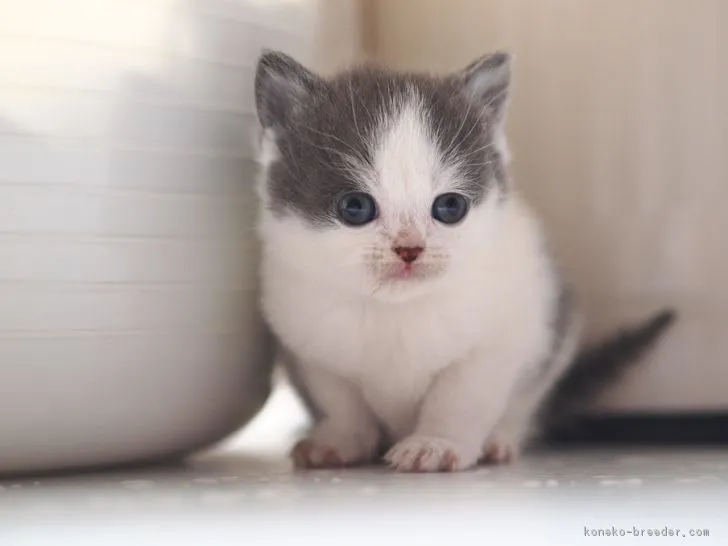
[432,193,469,225]
[337,192,378,226]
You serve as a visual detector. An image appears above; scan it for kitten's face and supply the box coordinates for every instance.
[255,52,512,302]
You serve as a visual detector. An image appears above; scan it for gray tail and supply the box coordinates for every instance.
[541,308,677,432]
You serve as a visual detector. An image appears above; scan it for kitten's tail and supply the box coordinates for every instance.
[541,308,677,433]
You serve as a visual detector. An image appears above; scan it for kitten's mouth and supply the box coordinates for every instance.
[394,264,415,279]
[368,261,445,299]
[382,262,428,282]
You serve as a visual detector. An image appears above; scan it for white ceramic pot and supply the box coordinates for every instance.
[0,0,360,474]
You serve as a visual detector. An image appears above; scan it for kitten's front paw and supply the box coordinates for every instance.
[291,423,379,469]
[291,439,344,469]
[384,436,478,472]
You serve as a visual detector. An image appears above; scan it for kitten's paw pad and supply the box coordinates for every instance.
[291,439,344,469]
[480,440,517,465]
[384,436,474,472]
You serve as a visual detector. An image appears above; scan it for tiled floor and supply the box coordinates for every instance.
[2,387,726,545]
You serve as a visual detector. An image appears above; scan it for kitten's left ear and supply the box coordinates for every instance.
[255,50,323,131]
[456,51,512,133]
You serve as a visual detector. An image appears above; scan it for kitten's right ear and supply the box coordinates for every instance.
[255,50,322,130]
[456,51,512,132]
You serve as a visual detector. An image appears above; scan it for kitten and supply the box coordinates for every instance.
[253,50,675,472]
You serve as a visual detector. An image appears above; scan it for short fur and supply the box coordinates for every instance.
[253,50,675,472]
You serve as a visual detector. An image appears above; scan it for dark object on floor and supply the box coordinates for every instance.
[547,413,728,445]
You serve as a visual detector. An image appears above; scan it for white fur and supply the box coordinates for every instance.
[257,95,580,471]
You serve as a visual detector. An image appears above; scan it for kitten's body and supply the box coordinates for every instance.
[254,52,674,471]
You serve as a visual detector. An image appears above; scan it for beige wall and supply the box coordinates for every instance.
[311,0,366,72]
[369,0,728,412]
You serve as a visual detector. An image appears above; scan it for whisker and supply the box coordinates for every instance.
[448,105,489,157]
[349,79,363,142]
[442,91,473,159]
[455,143,497,163]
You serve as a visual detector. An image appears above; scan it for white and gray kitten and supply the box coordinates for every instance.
[253,51,675,472]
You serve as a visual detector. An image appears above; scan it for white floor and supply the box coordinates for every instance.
[2,386,727,545]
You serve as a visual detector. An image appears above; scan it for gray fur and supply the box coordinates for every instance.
[254,51,511,227]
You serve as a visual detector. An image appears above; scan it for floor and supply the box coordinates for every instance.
[2,386,726,545]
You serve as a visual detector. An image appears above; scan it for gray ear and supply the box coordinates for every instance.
[457,51,512,131]
[255,50,322,130]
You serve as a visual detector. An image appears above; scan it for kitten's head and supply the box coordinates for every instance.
[254,51,512,302]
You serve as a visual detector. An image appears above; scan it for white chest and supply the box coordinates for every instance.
[264,273,490,437]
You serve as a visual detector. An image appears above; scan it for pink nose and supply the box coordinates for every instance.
[393,246,424,264]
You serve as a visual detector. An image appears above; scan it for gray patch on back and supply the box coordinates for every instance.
[254,51,511,227]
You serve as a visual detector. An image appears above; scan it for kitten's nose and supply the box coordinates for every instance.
[393,245,424,264]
